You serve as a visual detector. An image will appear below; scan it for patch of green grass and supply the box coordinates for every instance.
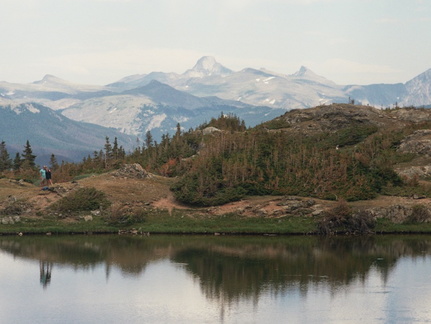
[381,184,431,198]
[375,218,431,233]
[0,216,119,234]
[3,210,431,236]
[131,210,317,234]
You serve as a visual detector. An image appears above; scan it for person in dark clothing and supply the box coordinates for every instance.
[45,166,53,186]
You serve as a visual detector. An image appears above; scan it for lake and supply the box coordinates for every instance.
[1,234,430,323]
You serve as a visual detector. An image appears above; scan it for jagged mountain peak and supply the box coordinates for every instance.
[184,56,233,78]
[292,66,317,78]
[194,56,217,70]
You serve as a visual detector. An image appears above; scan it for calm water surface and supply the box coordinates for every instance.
[1,234,430,324]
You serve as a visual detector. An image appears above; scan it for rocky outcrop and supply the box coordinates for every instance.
[202,126,221,135]
[111,163,153,179]
[395,129,431,179]
[390,108,431,123]
[204,194,431,225]
[355,203,431,224]
[1,216,21,224]
[272,104,409,135]
[398,129,431,155]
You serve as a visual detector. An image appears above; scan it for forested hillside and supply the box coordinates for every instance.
[123,104,431,206]
[3,104,431,208]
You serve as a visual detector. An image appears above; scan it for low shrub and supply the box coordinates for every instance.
[317,200,376,235]
[104,203,147,225]
[50,187,111,215]
[0,199,31,216]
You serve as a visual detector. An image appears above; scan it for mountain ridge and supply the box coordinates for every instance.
[0,102,135,164]
[1,56,431,164]
[2,56,431,109]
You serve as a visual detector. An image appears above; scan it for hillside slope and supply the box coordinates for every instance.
[3,104,431,233]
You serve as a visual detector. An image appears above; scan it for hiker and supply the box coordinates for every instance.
[40,166,47,187]
[45,167,53,186]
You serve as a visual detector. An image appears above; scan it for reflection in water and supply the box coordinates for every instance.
[1,235,430,292]
[0,234,431,320]
[171,236,404,305]
[39,260,52,288]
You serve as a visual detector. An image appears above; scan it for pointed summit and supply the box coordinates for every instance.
[292,66,336,86]
[184,56,233,78]
[292,66,316,78]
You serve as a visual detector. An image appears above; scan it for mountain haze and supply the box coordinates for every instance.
[0,103,135,164]
[61,81,285,140]
[1,56,431,163]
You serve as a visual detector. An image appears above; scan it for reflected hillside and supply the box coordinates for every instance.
[172,236,431,304]
[1,235,431,301]
[0,235,177,275]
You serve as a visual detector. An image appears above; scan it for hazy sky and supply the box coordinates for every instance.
[1,0,430,86]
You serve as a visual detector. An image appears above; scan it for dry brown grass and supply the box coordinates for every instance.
[3,169,431,221]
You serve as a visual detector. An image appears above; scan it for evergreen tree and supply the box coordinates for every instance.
[13,152,21,170]
[113,137,119,160]
[145,130,153,148]
[104,136,112,157]
[21,140,36,169]
[175,123,182,139]
[104,136,113,168]
[49,153,59,171]
[0,141,12,171]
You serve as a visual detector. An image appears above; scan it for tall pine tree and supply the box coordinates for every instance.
[0,141,12,171]
[21,140,36,169]
[13,153,21,170]
[49,153,59,171]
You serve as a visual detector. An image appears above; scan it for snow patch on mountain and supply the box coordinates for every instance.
[2,56,431,146]
[62,95,155,136]
[26,104,40,114]
[8,103,41,115]
[146,113,167,131]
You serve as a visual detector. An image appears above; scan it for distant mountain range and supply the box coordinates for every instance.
[106,56,431,108]
[1,56,430,163]
[0,103,135,165]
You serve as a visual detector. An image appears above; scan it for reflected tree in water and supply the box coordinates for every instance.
[39,260,52,288]
[1,234,431,302]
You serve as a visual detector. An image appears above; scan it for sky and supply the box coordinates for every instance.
[1,0,430,86]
